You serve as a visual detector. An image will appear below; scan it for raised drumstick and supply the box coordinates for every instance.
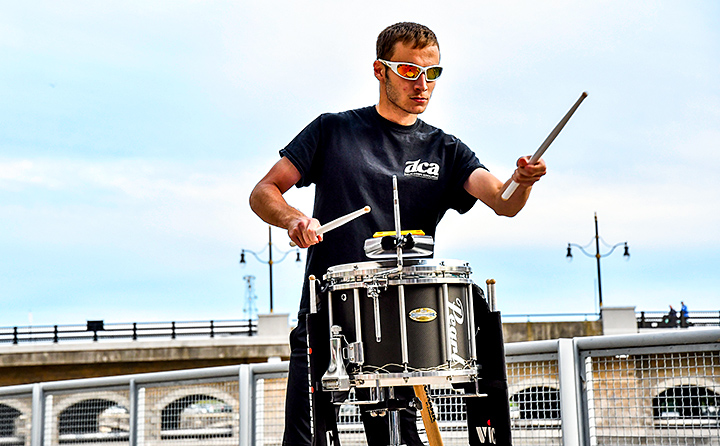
[501,91,588,200]
[289,206,371,247]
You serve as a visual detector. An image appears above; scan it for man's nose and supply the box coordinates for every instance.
[413,74,428,91]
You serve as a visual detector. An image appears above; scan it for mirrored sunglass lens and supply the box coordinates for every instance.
[396,64,421,79]
[426,67,442,80]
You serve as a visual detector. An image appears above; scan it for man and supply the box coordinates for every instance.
[250,22,546,446]
[680,301,689,327]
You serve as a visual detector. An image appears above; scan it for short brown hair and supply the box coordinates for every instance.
[376,22,439,60]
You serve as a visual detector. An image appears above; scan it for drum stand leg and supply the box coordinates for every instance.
[387,387,403,446]
[366,386,407,446]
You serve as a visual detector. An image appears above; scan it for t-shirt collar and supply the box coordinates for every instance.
[371,106,422,133]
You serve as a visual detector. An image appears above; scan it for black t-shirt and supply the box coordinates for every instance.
[280,106,486,314]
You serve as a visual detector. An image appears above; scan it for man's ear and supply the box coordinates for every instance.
[373,60,385,82]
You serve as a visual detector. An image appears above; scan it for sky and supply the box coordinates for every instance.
[1,1,719,328]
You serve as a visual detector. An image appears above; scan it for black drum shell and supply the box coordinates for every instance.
[327,280,474,374]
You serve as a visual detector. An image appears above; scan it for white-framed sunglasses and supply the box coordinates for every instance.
[378,59,443,82]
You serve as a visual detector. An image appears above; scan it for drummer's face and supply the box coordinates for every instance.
[376,42,439,124]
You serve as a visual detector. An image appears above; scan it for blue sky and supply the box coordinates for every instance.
[1,1,719,327]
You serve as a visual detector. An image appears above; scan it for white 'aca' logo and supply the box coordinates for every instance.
[404,159,440,180]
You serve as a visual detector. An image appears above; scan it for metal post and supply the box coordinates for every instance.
[388,387,401,446]
[268,226,274,313]
[128,379,138,446]
[31,383,44,446]
[558,338,581,446]
[238,365,253,446]
[594,213,603,308]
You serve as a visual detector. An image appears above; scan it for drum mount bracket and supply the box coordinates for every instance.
[322,325,351,391]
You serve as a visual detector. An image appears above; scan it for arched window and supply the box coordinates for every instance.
[58,399,123,435]
[57,399,128,443]
[0,404,22,439]
[510,386,560,420]
[161,394,232,438]
[653,386,720,423]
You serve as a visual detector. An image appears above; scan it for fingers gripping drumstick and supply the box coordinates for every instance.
[501,91,588,201]
[289,206,371,247]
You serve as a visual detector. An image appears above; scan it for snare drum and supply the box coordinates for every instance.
[322,259,479,387]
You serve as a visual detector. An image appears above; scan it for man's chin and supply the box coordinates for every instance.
[404,103,429,115]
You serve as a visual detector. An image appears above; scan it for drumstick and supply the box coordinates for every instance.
[501,91,588,201]
[414,385,444,446]
[289,206,371,247]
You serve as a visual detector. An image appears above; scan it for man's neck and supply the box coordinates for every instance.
[375,103,418,126]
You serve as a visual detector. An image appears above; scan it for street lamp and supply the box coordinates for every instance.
[240,226,301,313]
[566,212,629,310]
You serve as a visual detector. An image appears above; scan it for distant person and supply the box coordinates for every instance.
[665,305,678,327]
[680,301,689,327]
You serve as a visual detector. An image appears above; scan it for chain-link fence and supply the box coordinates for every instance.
[0,329,718,445]
[582,339,720,445]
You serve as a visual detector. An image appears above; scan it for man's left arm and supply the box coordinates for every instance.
[464,156,546,217]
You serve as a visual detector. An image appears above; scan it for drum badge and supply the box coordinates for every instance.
[409,307,437,322]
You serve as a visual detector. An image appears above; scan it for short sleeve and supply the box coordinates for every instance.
[279,115,324,188]
[447,139,487,214]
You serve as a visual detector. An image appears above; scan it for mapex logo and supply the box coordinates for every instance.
[404,159,440,180]
[447,297,466,364]
[476,421,497,444]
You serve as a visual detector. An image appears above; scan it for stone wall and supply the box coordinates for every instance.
[0,336,290,387]
[503,320,603,343]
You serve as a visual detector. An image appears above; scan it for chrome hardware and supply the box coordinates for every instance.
[322,325,350,391]
[366,282,382,343]
[346,341,364,365]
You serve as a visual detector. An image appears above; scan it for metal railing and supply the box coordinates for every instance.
[1,329,718,445]
[502,312,600,322]
[0,320,256,345]
[637,310,720,328]
[3,310,716,347]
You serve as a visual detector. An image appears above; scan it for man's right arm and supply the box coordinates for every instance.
[249,157,321,248]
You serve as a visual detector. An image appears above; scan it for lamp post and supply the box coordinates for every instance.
[240,226,301,313]
[566,212,629,310]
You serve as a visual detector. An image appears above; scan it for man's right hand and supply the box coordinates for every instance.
[288,216,323,248]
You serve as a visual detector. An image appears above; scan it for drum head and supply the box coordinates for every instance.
[324,258,472,283]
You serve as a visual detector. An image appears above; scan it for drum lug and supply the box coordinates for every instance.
[366,282,383,343]
[322,325,351,392]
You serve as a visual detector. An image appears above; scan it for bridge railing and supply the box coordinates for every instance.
[501,312,600,322]
[1,328,718,446]
[0,319,257,345]
[3,310,716,346]
[637,310,720,328]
